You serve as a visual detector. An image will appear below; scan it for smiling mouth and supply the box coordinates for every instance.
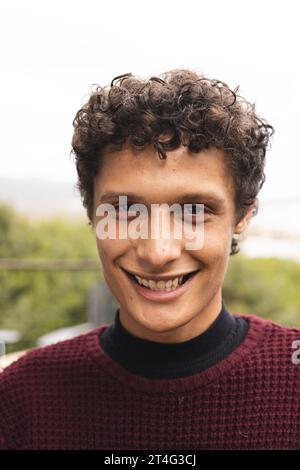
[122,268,201,291]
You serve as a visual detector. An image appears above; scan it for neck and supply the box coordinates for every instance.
[119,291,223,343]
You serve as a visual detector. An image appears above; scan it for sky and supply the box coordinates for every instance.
[0,0,299,205]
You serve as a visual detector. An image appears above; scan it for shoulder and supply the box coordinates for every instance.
[237,312,300,369]
[240,312,300,339]
[0,326,104,449]
[0,326,102,389]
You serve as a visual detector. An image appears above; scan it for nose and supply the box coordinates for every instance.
[135,236,182,270]
[133,205,183,269]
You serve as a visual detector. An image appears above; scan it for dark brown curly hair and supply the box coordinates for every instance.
[71,69,274,255]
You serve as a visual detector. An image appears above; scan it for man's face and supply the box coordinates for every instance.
[92,143,251,342]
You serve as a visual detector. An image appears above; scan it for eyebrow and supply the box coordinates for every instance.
[98,191,226,207]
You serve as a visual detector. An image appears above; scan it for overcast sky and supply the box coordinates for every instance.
[0,0,299,203]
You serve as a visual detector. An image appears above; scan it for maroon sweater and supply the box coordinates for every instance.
[0,313,300,450]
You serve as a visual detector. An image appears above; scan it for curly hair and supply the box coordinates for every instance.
[71,69,274,255]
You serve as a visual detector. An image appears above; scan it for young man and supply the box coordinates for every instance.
[1,69,300,450]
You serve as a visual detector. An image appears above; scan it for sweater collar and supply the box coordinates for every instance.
[99,299,241,378]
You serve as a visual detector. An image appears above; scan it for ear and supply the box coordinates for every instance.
[234,200,258,235]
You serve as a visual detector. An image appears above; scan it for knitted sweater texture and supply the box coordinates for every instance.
[0,313,300,450]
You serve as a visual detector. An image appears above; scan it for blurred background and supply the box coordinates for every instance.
[1,0,300,365]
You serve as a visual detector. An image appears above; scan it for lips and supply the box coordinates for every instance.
[121,266,202,302]
[180,270,200,284]
[122,267,200,287]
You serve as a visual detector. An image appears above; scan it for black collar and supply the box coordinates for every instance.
[99,299,248,379]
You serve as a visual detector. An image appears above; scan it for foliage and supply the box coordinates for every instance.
[224,254,300,328]
[0,202,100,352]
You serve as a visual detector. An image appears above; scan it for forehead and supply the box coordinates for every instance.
[95,144,234,204]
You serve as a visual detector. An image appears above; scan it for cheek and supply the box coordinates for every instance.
[95,237,130,269]
[195,230,231,291]
[199,225,232,263]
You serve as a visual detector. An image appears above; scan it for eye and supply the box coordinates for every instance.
[182,204,212,223]
[115,203,129,212]
[114,203,142,220]
[185,204,203,215]
[115,204,131,219]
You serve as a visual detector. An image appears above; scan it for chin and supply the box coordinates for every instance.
[131,307,191,334]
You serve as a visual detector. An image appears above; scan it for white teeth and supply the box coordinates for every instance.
[133,274,186,291]
[157,281,165,289]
